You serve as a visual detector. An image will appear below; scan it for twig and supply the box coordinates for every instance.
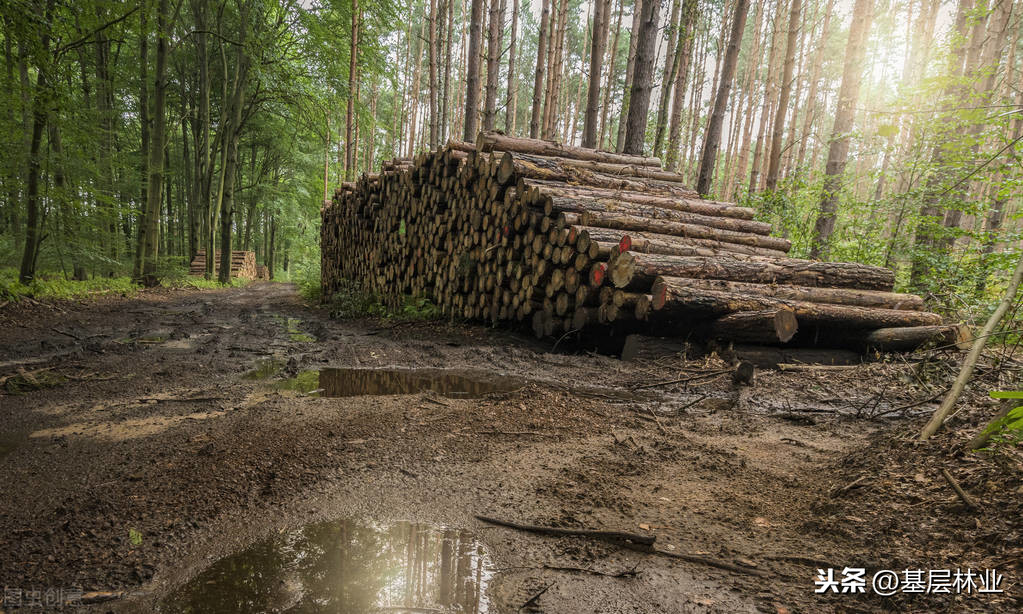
[632,369,731,390]
[676,394,709,413]
[519,582,555,610]
[652,548,767,577]
[477,430,547,436]
[51,327,82,340]
[477,515,655,546]
[647,407,667,434]
[777,363,861,371]
[542,563,639,578]
[830,475,871,498]
[940,468,979,509]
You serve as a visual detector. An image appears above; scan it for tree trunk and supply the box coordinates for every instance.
[483,0,503,131]
[529,0,551,139]
[505,0,519,134]
[622,0,661,155]
[18,0,56,283]
[464,0,485,139]
[598,0,623,149]
[346,0,359,179]
[582,0,611,148]
[765,0,801,191]
[615,0,643,153]
[140,0,171,286]
[442,0,454,141]
[664,0,697,171]
[794,0,834,174]
[652,0,681,158]
[695,0,749,195]
[808,0,873,260]
[429,0,439,147]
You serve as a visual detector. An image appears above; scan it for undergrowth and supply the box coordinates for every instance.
[325,279,441,321]
[0,267,249,302]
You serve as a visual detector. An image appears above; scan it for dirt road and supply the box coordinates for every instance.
[1,283,1018,612]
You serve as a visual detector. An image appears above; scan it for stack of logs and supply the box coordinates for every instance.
[189,250,259,280]
[321,132,966,357]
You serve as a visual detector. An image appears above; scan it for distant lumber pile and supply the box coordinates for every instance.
[320,132,964,357]
[189,250,259,279]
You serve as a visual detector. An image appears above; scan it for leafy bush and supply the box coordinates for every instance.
[981,391,1023,447]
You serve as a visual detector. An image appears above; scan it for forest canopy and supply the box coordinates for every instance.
[0,0,1020,322]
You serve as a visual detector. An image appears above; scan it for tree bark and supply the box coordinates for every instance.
[613,251,895,292]
[599,0,623,149]
[695,0,749,195]
[529,0,551,139]
[505,0,519,134]
[664,0,698,171]
[346,0,359,179]
[582,0,611,149]
[483,0,504,131]
[765,0,801,191]
[615,0,643,153]
[429,0,439,147]
[622,0,660,155]
[652,0,681,158]
[464,0,485,140]
[140,0,171,286]
[808,0,873,259]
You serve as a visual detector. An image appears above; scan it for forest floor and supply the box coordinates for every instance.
[0,282,1019,613]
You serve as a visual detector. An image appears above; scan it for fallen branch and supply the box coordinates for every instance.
[652,548,767,576]
[542,563,639,578]
[519,582,555,610]
[940,468,979,509]
[477,515,655,546]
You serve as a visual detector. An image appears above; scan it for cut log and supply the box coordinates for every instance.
[520,178,755,219]
[838,324,972,352]
[535,194,773,235]
[650,279,943,329]
[663,277,925,311]
[580,211,792,252]
[709,309,798,344]
[613,252,896,292]
[622,230,789,259]
[621,334,689,362]
[477,131,662,167]
[712,343,864,369]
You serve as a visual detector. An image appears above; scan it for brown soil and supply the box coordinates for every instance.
[0,282,1019,613]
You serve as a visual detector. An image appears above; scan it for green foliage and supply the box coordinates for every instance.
[324,279,440,321]
[978,391,1023,448]
[0,268,139,301]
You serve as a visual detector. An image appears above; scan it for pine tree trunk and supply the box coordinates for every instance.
[429,0,439,147]
[599,0,623,149]
[765,0,801,191]
[505,0,519,134]
[346,0,359,179]
[582,0,611,148]
[664,0,697,171]
[652,0,681,158]
[795,0,833,174]
[695,0,749,195]
[463,0,485,140]
[622,0,661,155]
[529,0,551,139]
[483,0,504,131]
[442,0,454,142]
[615,0,643,153]
[809,0,874,259]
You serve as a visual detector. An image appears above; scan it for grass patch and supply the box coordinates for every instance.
[0,269,139,302]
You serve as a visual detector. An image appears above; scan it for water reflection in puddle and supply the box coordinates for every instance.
[160,519,492,613]
[277,368,523,399]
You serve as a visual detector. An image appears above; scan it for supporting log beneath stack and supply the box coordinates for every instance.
[709,309,798,344]
[650,279,943,329]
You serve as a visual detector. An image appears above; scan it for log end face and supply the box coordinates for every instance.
[651,278,668,311]
[609,252,635,288]
[775,308,799,343]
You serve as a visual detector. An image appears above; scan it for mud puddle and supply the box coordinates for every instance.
[159,519,492,613]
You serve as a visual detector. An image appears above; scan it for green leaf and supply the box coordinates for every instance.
[989,390,1023,399]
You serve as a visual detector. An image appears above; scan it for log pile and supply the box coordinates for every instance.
[320,132,963,356]
[189,250,259,280]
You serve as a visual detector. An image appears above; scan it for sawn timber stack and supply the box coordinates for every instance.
[320,132,963,355]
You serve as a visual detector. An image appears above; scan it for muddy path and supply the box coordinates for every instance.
[0,283,1015,613]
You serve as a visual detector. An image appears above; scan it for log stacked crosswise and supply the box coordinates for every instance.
[189,250,259,279]
[320,132,962,354]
